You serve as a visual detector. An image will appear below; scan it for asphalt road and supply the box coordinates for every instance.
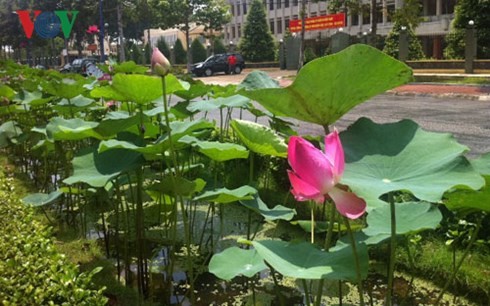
[195,70,490,158]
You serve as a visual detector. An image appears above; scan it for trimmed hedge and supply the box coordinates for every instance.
[0,174,107,305]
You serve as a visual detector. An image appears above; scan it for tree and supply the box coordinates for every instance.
[191,39,207,63]
[383,21,424,60]
[213,37,227,54]
[174,38,186,64]
[194,0,231,54]
[444,0,490,59]
[157,37,171,58]
[238,0,275,62]
[383,0,424,60]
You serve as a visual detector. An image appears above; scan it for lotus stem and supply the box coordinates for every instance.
[436,216,483,304]
[315,202,336,306]
[386,192,396,306]
[344,217,365,305]
[311,204,315,244]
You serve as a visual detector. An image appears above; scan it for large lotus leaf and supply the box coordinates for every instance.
[209,247,267,280]
[46,117,102,141]
[231,119,287,158]
[444,176,490,214]
[340,118,485,208]
[57,95,95,107]
[22,190,62,207]
[41,78,88,99]
[471,153,490,175]
[113,61,149,74]
[239,195,296,221]
[0,121,21,148]
[237,70,280,91]
[147,177,206,197]
[63,146,144,187]
[0,84,15,100]
[98,119,215,155]
[242,44,412,126]
[363,202,442,245]
[193,186,257,203]
[174,81,211,100]
[193,140,249,161]
[91,74,162,104]
[187,95,250,112]
[252,240,368,281]
[95,111,143,137]
[15,90,52,107]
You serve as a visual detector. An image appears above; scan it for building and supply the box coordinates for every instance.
[145,25,210,50]
[223,0,457,59]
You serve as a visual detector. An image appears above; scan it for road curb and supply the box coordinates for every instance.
[386,90,490,101]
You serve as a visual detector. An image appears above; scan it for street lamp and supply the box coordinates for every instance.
[279,38,286,70]
[399,26,408,61]
[229,40,234,52]
[465,20,476,74]
[170,45,175,65]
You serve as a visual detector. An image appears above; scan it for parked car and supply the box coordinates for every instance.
[60,58,98,76]
[191,53,245,77]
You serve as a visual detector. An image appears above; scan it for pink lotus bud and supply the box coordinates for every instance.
[151,47,171,76]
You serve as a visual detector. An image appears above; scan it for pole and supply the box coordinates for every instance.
[99,0,105,62]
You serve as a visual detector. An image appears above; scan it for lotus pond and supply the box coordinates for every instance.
[0,45,489,305]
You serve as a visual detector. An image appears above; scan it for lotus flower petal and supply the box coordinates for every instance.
[288,136,335,194]
[151,47,171,76]
[324,129,344,183]
[328,187,366,219]
[287,170,324,203]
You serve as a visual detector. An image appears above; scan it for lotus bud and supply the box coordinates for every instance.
[151,47,171,76]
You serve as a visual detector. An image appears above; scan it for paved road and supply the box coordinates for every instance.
[195,69,490,158]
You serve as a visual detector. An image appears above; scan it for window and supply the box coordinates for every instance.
[310,12,317,17]
[231,4,235,16]
[285,18,290,29]
[285,0,289,8]
[387,4,395,22]
[376,3,382,23]
[351,12,359,26]
[319,10,326,15]
[292,14,298,20]
[277,0,281,9]
[269,0,274,10]
[243,2,247,15]
[293,0,298,7]
[232,26,236,38]
[237,2,241,15]
[362,12,370,25]
[270,19,275,33]
[238,24,241,37]
[277,18,282,34]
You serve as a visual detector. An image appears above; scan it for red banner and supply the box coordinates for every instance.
[289,13,345,32]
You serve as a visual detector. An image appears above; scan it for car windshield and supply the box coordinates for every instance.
[72,59,83,65]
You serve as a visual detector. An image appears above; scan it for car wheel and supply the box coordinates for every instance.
[234,66,242,74]
[204,68,213,77]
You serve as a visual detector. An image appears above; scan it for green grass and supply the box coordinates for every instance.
[395,237,490,303]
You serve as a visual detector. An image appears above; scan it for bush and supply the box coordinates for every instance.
[174,39,187,64]
[0,174,107,305]
[191,39,207,63]
[213,38,227,54]
[157,37,171,59]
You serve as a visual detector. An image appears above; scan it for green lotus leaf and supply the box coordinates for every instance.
[237,70,280,91]
[63,146,144,188]
[341,117,485,208]
[46,117,102,141]
[22,190,62,207]
[174,80,211,100]
[187,95,250,112]
[444,176,490,214]
[231,119,287,158]
[41,78,88,99]
[252,240,368,281]
[91,74,162,104]
[0,121,21,148]
[363,201,442,245]
[15,90,52,107]
[0,84,16,100]
[113,61,149,74]
[95,111,143,137]
[471,153,490,175]
[193,140,249,161]
[147,177,206,197]
[239,195,296,221]
[193,185,257,203]
[242,44,412,126]
[209,247,267,280]
[57,95,95,107]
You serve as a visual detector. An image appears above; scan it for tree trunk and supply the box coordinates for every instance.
[117,0,126,62]
[185,20,192,72]
[371,0,378,46]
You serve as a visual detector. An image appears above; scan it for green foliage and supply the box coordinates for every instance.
[129,43,143,64]
[174,38,187,64]
[238,0,275,62]
[383,22,425,60]
[157,37,171,58]
[144,43,152,65]
[444,0,490,59]
[304,47,317,63]
[213,37,227,54]
[191,39,207,63]
[0,175,107,305]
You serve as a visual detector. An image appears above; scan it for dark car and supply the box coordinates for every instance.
[191,53,245,77]
[61,58,98,76]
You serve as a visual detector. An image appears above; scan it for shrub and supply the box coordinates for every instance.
[191,39,207,63]
[0,174,107,305]
[174,39,187,64]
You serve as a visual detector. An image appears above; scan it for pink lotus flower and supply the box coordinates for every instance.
[87,25,99,34]
[151,47,171,76]
[287,131,366,219]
